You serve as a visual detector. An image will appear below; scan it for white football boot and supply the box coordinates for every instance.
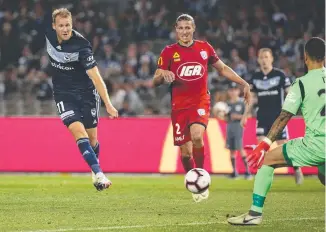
[192,189,209,203]
[93,172,112,191]
[227,212,262,225]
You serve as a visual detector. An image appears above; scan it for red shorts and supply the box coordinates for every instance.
[171,103,210,146]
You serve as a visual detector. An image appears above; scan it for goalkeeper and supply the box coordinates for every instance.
[227,37,325,226]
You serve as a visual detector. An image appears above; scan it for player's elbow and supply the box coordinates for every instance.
[152,78,163,87]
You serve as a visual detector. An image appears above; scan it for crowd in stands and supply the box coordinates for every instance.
[0,0,324,116]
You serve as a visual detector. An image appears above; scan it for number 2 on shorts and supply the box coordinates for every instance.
[175,123,181,134]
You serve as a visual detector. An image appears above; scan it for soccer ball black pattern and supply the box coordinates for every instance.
[184,168,211,194]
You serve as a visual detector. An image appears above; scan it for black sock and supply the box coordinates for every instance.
[231,156,237,176]
[242,156,251,175]
[249,210,262,216]
[77,138,102,174]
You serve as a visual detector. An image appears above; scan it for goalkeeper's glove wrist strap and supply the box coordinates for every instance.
[262,137,272,146]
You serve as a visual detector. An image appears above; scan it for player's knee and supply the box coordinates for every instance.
[68,122,88,140]
[191,132,203,146]
[230,151,236,158]
[318,172,325,186]
[181,153,192,159]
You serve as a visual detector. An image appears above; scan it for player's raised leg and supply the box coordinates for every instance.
[190,123,206,169]
[227,145,287,225]
[69,122,111,191]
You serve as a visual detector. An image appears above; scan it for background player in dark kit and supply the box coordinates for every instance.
[248,48,303,184]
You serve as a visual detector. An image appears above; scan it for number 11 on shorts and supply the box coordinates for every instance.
[56,101,65,114]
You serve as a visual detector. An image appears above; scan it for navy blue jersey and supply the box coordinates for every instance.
[45,23,97,93]
[249,68,291,119]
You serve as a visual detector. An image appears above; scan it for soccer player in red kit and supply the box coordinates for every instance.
[153,14,251,201]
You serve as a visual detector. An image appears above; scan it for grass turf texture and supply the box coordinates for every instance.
[0,175,324,232]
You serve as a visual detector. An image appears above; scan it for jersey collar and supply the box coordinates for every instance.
[177,40,195,48]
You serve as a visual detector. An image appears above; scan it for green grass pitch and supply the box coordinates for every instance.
[0,175,324,232]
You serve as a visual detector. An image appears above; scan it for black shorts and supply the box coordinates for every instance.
[226,128,243,151]
[54,89,100,129]
[256,118,288,140]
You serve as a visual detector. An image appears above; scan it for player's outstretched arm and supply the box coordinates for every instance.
[246,110,294,168]
[153,69,175,87]
[87,66,118,118]
[212,60,251,104]
[266,110,294,142]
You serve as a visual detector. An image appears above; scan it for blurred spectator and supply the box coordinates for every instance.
[0,22,21,69]
[0,0,324,116]
[246,46,258,77]
[34,71,53,101]
[118,98,137,117]
[230,48,247,79]
[3,65,19,98]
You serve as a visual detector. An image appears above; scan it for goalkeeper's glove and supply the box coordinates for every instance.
[246,138,272,169]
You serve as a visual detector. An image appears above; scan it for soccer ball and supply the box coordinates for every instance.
[184,168,211,194]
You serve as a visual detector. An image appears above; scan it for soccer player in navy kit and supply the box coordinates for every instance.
[248,48,303,184]
[47,8,118,190]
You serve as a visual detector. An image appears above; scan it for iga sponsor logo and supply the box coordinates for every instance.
[177,62,205,81]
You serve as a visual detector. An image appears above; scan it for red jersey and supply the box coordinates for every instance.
[157,40,219,110]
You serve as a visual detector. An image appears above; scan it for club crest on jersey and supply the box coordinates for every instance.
[176,62,204,81]
[197,109,206,116]
[200,51,208,60]
[173,52,181,62]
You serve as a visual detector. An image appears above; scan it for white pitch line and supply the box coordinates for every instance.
[16,217,324,232]
[17,221,225,232]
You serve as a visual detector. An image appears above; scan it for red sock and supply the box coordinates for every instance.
[181,156,195,172]
[193,146,205,168]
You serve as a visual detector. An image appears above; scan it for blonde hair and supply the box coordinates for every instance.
[52,8,72,23]
[258,48,273,57]
[175,14,195,26]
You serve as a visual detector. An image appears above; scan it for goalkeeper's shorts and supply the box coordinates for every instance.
[282,136,325,175]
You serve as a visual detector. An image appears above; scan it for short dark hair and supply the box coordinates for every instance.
[175,14,195,25]
[304,37,325,62]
